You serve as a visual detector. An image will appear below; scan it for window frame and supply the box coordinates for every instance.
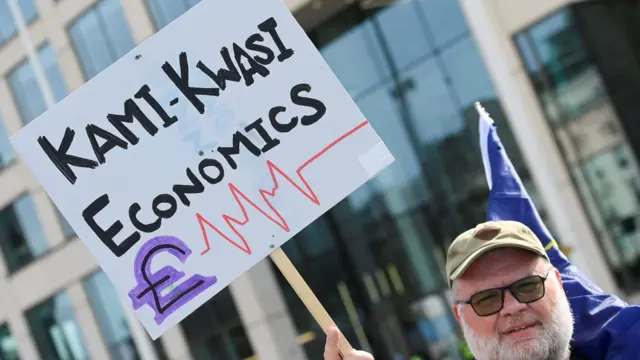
[0,0,39,48]
[0,193,50,274]
[143,0,201,31]
[66,0,135,80]
[0,112,17,172]
[6,42,68,125]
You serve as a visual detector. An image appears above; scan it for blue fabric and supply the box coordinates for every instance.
[484,122,640,359]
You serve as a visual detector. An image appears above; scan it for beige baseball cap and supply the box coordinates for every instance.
[445,220,549,287]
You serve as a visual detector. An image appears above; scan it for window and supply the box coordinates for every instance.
[54,206,75,239]
[0,323,19,360]
[180,288,254,360]
[417,0,468,47]
[26,291,90,360]
[0,195,49,273]
[515,7,640,292]
[146,0,201,30]
[514,10,604,123]
[0,0,37,47]
[84,271,139,360]
[7,43,68,124]
[68,0,135,79]
[0,114,15,169]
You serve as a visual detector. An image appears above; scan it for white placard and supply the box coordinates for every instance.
[10,0,394,338]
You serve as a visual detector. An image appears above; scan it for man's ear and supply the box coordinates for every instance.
[553,266,562,286]
[452,303,462,323]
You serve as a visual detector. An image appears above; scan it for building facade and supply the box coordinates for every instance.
[0,0,636,360]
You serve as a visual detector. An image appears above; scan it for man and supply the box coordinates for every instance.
[323,220,578,360]
[324,105,640,359]
[445,220,576,360]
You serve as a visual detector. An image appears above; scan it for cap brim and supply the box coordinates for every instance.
[449,240,548,282]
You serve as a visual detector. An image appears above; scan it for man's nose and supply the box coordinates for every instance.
[500,290,527,315]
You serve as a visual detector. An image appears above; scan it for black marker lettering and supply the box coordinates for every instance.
[86,124,128,164]
[83,194,140,257]
[258,17,294,62]
[173,169,205,206]
[198,158,225,184]
[244,118,280,152]
[152,194,178,219]
[129,203,162,233]
[135,85,178,128]
[38,128,99,185]
[197,48,241,91]
[217,132,262,169]
[269,106,296,133]
[291,83,326,126]
[245,34,275,65]
[162,52,219,114]
[107,99,159,145]
[233,43,269,87]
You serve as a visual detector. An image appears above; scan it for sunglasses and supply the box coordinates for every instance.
[456,268,552,317]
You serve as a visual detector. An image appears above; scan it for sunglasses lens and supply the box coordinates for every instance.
[512,276,545,303]
[470,289,503,316]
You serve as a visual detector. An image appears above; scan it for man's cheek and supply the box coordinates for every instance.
[468,314,495,337]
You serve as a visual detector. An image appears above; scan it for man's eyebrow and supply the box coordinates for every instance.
[527,267,552,278]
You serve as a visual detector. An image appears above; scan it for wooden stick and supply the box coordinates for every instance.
[269,247,353,357]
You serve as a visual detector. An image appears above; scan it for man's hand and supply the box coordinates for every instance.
[324,326,374,360]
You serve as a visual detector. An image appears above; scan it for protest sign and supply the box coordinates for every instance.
[10,0,394,341]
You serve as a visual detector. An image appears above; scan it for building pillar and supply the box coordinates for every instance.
[158,324,194,360]
[0,274,41,360]
[67,282,112,360]
[229,259,308,360]
[120,298,159,360]
[459,0,619,295]
[121,0,156,44]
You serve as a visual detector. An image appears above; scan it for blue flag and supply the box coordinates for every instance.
[477,102,640,359]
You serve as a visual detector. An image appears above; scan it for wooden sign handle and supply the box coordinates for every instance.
[269,247,353,357]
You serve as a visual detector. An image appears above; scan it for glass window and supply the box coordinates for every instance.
[402,57,460,144]
[319,20,389,98]
[375,2,432,70]
[146,0,201,30]
[180,288,255,360]
[26,291,90,360]
[515,7,640,292]
[0,195,49,273]
[84,271,139,360]
[0,114,15,169]
[0,0,37,47]
[440,37,496,109]
[54,205,75,239]
[7,43,68,124]
[285,217,336,259]
[417,0,468,46]
[60,215,75,239]
[68,0,135,79]
[354,80,430,214]
[0,323,19,360]
[514,9,604,123]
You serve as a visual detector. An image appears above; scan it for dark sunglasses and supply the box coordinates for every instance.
[456,268,552,317]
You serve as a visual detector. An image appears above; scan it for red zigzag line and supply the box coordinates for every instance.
[197,120,370,256]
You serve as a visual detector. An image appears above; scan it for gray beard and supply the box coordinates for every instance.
[458,289,574,360]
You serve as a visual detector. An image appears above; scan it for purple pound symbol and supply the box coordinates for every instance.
[128,235,217,325]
